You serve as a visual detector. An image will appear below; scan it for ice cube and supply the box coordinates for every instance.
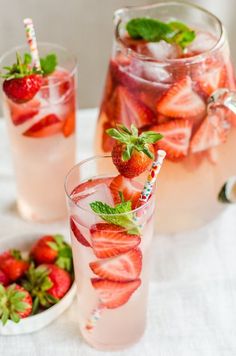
[188,31,217,54]
[142,41,181,61]
[72,183,114,228]
[142,62,171,82]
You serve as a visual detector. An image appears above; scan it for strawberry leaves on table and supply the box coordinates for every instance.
[90,200,141,235]
[126,18,196,49]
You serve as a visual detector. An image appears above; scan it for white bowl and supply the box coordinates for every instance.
[0,233,76,335]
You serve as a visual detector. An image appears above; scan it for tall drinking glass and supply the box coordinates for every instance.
[0,43,77,222]
[65,156,156,350]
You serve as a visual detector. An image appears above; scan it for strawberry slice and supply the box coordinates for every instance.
[23,114,63,138]
[90,248,142,281]
[71,177,112,197]
[90,223,141,259]
[195,64,226,96]
[70,216,91,247]
[110,59,137,91]
[150,119,192,161]
[109,175,141,209]
[190,110,230,153]
[9,99,40,126]
[91,278,141,309]
[157,76,206,118]
[63,111,75,137]
[113,86,155,128]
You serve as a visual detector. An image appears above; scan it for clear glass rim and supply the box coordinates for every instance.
[114,0,224,65]
[64,155,155,217]
[0,42,78,88]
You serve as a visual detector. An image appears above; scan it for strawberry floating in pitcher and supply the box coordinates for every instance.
[106,124,163,178]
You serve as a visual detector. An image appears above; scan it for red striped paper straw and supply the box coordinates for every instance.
[85,302,105,332]
[138,149,166,204]
[23,18,41,70]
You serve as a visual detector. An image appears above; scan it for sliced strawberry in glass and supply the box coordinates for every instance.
[112,85,156,128]
[23,113,63,138]
[70,216,91,247]
[9,99,40,126]
[109,175,141,209]
[63,111,75,137]
[91,278,141,309]
[70,177,113,197]
[190,109,231,153]
[90,223,141,259]
[157,76,206,119]
[89,247,142,282]
[150,119,192,161]
[194,61,226,96]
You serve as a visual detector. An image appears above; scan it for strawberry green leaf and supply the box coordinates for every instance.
[10,312,21,323]
[106,128,129,143]
[47,241,59,251]
[32,297,39,315]
[140,131,163,143]
[1,309,9,325]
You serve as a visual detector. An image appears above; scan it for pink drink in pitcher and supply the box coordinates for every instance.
[65,155,158,350]
[96,2,236,233]
[1,43,77,222]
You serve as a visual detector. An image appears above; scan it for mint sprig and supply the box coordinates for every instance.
[40,53,57,76]
[126,18,196,49]
[0,52,41,79]
[0,52,57,79]
[90,200,140,235]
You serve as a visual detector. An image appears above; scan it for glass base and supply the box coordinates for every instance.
[80,326,145,351]
[17,199,67,223]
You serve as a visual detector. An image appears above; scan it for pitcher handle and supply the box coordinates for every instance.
[208,88,236,114]
[208,89,236,204]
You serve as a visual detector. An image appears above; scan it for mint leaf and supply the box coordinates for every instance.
[173,30,196,49]
[90,201,140,235]
[40,53,57,76]
[126,17,196,49]
[127,18,172,42]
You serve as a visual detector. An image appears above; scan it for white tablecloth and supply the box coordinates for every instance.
[0,109,236,356]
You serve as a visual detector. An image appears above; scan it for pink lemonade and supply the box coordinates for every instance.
[65,156,156,350]
[1,44,77,222]
[96,2,236,233]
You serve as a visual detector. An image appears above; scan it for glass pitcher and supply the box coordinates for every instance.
[95,1,236,233]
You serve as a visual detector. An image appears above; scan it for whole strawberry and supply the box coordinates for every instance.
[30,234,73,272]
[107,124,162,178]
[1,52,42,103]
[0,250,29,282]
[0,269,9,286]
[22,264,72,312]
[0,284,32,325]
